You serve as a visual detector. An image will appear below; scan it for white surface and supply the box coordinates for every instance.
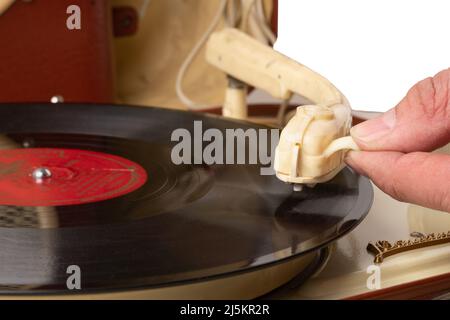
[275,0,450,112]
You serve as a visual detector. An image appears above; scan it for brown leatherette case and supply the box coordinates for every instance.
[0,0,115,103]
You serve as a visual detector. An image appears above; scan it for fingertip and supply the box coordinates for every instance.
[344,150,367,176]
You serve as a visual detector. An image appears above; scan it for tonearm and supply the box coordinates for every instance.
[206,28,359,189]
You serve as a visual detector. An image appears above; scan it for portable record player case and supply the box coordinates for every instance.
[0,0,448,300]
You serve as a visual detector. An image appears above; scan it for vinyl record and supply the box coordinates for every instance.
[0,104,373,296]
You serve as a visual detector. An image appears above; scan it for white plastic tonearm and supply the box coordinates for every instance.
[273,104,358,185]
[206,28,360,188]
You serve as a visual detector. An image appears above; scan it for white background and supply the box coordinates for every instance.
[274,0,450,112]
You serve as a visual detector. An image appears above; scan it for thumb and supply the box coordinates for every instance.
[346,150,450,212]
[351,68,450,152]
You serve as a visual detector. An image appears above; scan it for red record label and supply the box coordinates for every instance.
[0,148,147,206]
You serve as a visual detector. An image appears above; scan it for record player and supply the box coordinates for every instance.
[0,0,448,300]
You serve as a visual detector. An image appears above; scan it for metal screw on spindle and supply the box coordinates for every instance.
[32,167,52,182]
[22,140,33,148]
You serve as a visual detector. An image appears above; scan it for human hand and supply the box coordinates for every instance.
[345,69,450,212]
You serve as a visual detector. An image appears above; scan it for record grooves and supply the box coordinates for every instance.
[0,104,373,295]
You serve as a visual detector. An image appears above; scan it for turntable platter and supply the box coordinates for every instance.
[0,104,373,297]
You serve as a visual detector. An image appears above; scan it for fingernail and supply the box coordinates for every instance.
[351,108,396,142]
